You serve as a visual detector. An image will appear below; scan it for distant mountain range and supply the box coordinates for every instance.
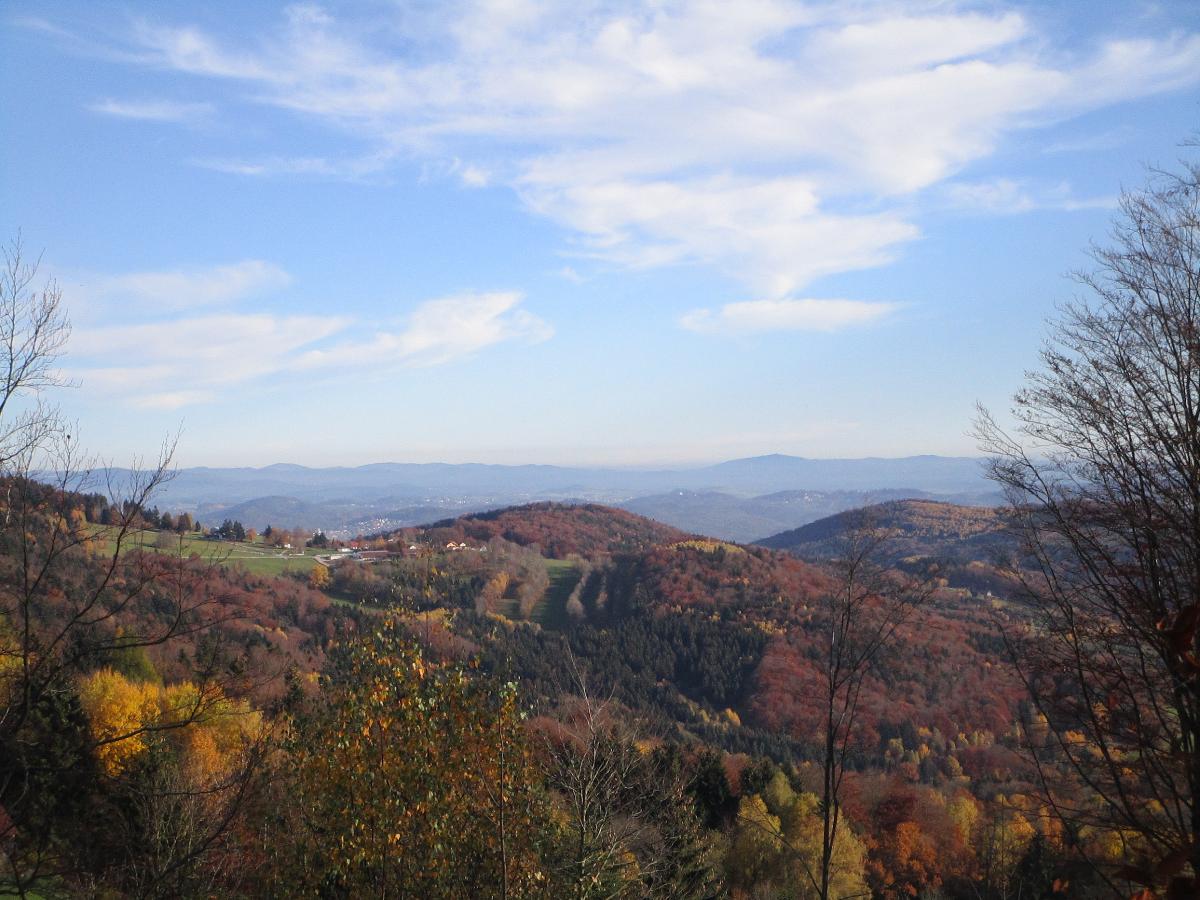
[91,454,1000,536]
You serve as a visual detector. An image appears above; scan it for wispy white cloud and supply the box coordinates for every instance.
[392,291,553,364]
[521,174,918,297]
[192,149,399,181]
[65,268,550,408]
[943,178,1116,214]
[459,165,490,188]
[680,298,898,334]
[450,158,491,188]
[134,390,219,410]
[1042,126,1136,155]
[68,313,348,409]
[88,97,215,124]
[298,291,552,370]
[76,260,292,311]
[90,3,1200,298]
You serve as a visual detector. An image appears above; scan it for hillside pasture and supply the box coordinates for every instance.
[86,525,323,578]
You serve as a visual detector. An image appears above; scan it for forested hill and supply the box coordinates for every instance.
[412,501,693,558]
[379,502,1024,747]
[758,499,1020,594]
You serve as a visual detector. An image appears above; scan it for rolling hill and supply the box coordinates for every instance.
[413,501,693,558]
[391,502,1025,748]
[758,499,1021,595]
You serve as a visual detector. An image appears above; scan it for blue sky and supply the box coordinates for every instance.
[2,1,1198,467]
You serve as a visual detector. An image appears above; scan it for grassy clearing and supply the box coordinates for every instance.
[225,554,321,578]
[84,525,321,578]
[498,559,580,629]
[535,559,581,629]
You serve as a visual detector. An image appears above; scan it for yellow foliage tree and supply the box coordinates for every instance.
[727,787,868,899]
[308,563,331,590]
[946,791,981,851]
[779,792,869,900]
[78,668,160,776]
[726,795,783,888]
[78,669,261,780]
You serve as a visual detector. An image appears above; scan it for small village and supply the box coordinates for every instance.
[312,538,489,570]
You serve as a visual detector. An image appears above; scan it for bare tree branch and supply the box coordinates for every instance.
[976,157,1200,892]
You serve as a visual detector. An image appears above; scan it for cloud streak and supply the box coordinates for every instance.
[68,312,348,409]
[680,298,898,334]
[88,97,215,124]
[942,178,1116,215]
[297,291,553,370]
[76,260,292,311]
